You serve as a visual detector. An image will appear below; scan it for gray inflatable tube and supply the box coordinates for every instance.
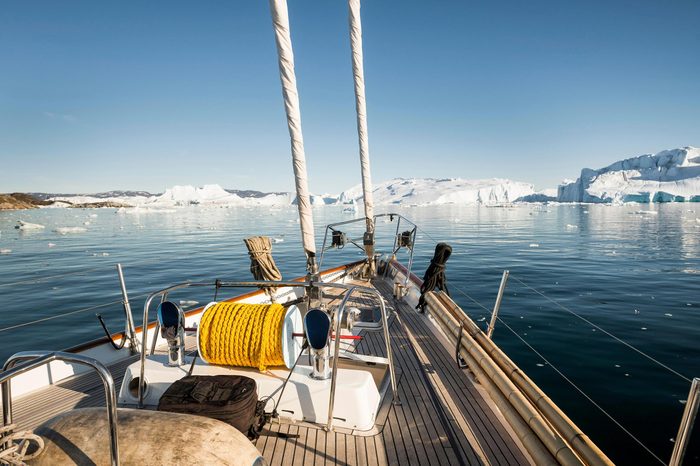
[29,407,264,466]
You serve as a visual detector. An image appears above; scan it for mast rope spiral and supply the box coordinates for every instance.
[198,302,286,371]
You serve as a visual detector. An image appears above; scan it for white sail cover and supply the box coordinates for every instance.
[348,0,374,232]
[269,0,317,259]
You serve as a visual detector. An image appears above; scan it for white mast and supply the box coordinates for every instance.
[269,0,317,273]
[348,0,376,266]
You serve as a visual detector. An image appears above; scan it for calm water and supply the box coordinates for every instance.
[1,204,698,465]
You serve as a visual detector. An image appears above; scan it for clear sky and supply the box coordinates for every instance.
[1,0,699,194]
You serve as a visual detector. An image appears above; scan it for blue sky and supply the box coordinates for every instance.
[1,0,699,194]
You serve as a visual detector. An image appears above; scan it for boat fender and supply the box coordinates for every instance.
[29,407,263,466]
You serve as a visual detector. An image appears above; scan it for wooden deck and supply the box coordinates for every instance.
[3,277,532,465]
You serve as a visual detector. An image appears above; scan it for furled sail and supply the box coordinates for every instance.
[348,0,376,264]
[269,0,317,273]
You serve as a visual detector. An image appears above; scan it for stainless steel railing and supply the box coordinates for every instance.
[137,279,399,417]
[1,351,120,466]
[319,213,418,283]
[326,284,399,431]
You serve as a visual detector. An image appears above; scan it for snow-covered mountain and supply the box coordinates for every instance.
[558,147,700,203]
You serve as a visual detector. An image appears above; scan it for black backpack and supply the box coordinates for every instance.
[158,375,264,439]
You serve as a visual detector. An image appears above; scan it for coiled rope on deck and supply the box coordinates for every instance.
[0,424,45,465]
[198,302,286,371]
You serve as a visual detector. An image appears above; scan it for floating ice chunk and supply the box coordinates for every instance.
[529,243,540,248]
[476,317,486,322]
[272,237,284,243]
[48,243,56,248]
[664,313,672,317]
[89,214,98,218]
[0,249,11,254]
[54,227,88,235]
[180,300,199,308]
[641,327,647,330]
[83,221,91,225]
[634,210,658,215]
[680,399,687,405]
[614,364,621,368]
[536,363,545,367]
[565,224,578,230]
[15,220,45,230]
[92,252,110,257]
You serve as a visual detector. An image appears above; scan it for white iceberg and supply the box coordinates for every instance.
[558,146,700,203]
[340,178,536,206]
[15,221,45,230]
[54,227,88,235]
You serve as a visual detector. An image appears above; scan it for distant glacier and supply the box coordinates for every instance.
[29,146,700,208]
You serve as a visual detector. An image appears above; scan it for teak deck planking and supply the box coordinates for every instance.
[2,276,532,465]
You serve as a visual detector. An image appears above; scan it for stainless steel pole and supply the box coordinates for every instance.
[669,377,700,466]
[487,270,509,339]
[116,264,138,353]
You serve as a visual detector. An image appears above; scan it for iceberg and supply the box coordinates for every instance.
[339,178,536,206]
[558,147,700,203]
[148,184,295,207]
[54,227,88,235]
[15,220,45,230]
[149,184,242,207]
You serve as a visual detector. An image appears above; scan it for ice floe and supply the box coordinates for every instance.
[15,221,45,230]
[54,227,88,235]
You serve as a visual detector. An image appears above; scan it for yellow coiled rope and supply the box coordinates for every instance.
[198,302,286,371]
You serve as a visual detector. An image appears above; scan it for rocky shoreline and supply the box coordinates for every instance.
[0,194,132,210]
[0,193,52,210]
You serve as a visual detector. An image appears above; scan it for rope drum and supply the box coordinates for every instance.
[197,302,288,371]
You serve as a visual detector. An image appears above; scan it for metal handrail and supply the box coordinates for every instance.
[1,351,120,466]
[318,213,418,276]
[326,284,399,431]
[669,377,700,466]
[138,279,399,411]
[116,264,139,353]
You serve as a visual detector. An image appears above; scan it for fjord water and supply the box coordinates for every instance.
[1,204,698,464]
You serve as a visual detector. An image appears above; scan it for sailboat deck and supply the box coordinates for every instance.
[4,277,531,465]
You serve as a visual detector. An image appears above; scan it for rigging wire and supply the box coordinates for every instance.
[0,291,153,333]
[414,221,692,384]
[449,283,668,465]
[494,314,667,466]
[509,275,692,384]
[0,299,123,333]
[0,243,249,289]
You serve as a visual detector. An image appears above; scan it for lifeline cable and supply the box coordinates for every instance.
[495,314,667,466]
[510,275,692,384]
[447,282,668,465]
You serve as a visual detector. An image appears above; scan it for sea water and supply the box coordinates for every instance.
[1,203,698,464]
